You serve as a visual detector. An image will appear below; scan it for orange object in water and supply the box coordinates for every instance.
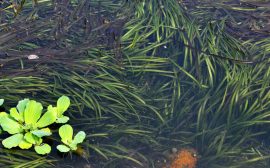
[170,148,198,168]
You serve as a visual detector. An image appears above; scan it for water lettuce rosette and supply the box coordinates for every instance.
[57,124,86,152]
[0,98,56,154]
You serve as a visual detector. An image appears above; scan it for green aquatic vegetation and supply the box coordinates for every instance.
[48,95,70,124]
[0,99,3,106]
[1,0,270,167]
[0,96,74,155]
[57,124,86,153]
[0,98,56,154]
[1,0,38,17]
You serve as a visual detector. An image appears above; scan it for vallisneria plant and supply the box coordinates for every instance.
[57,124,86,153]
[0,96,83,155]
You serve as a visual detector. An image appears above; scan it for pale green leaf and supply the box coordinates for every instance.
[24,100,43,125]
[24,132,41,144]
[69,131,86,151]
[36,137,43,145]
[10,107,23,122]
[73,131,86,144]
[31,128,52,137]
[57,96,70,117]
[0,112,8,122]
[34,143,51,155]
[56,116,69,123]
[36,110,57,128]
[57,145,70,152]
[59,124,73,144]
[2,134,23,149]
[16,98,29,113]
[0,99,4,106]
[47,105,57,115]
[19,139,32,149]
[0,114,23,134]
[69,142,78,151]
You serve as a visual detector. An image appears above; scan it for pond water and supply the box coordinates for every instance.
[1,0,270,168]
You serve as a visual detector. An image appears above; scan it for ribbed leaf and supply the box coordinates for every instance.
[0,112,8,122]
[24,100,43,125]
[36,110,57,128]
[73,131,86,144]
[24,132,41,144]
[47,105,57,113]
[69,131,85,150]
[19,139,33,149]
[31,128,52,137]
[10,107,23,122]
[0,113,23,134]
[56,116,69,123]
[2,134,24,149]
[16,98,29,113]
[57,145,70,152]
[34,143,51,155]
[0,99,4,106]
[57,96,70,117]
[59,124,73,145]
[69,142,78,151]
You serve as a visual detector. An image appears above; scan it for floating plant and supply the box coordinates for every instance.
[57,124,86,153]
[0,99,4,106]
[0,98,56,154]
[0,96,85,155]
[53,95,70,124]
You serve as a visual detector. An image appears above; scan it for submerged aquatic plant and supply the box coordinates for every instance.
[1,0,270,167]
[57,124,86,153]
